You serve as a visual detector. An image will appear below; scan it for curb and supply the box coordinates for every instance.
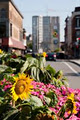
[69,60,80,67]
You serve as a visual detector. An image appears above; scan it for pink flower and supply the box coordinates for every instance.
[2,78,6,83]
[31,91,39,96]
[0,81,3,85]
[39,95,44,100]
[3,84,12,91]
[67,114,80,120]
[49,107,57,114]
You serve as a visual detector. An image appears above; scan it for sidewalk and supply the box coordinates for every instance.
[69,59,80,66]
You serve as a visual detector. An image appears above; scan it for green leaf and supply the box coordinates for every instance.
[46,91,58,107]
[3,109,19,120]
[44,96,51,105]
[0,65,8,73]
[58,104,66,118]
[20,60,29,73]
[46,64,56,77]
[39,57,46,69]
[29,95,43,107]
[55,70,63,79]
[31,67,40,81]
[0,97,4,104]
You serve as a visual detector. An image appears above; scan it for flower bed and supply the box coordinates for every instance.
[0,50,80,120]
[31,81,80,119]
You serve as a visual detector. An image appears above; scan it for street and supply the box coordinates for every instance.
[46,60,80,89]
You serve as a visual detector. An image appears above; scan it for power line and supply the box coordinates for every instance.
[21,9,71,14]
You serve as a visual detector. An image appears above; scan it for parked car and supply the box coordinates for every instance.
[27,49,32,53]
[56,52,68,59]
[32,53,37,58]
[46,52,56,61]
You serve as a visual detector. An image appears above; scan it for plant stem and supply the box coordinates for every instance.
[12,99,15,108]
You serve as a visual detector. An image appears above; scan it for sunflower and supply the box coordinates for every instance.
[53,31,58,38]
[42,52,46,57]
[11,73,33,101]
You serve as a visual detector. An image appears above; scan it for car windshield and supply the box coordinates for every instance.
[47,53,55,55]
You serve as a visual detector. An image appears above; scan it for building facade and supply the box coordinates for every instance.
[32,16,43,53]
[32,16,60,53]
[0,0,25,54]
[65,7,80,58]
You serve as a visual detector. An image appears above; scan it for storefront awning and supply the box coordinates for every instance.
[9,38,25,50]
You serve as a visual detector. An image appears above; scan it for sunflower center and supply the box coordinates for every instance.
[15,80,26,95]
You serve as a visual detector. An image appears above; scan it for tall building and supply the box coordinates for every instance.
[65,7,80,58]
[0,0,25,54]
[32,16,43,53]
[32,16,60,53]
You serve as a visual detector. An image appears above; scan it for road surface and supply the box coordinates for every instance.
[46,60,80,89]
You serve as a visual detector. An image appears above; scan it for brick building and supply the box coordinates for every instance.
[0,0,25,54]
[65,7,80,58]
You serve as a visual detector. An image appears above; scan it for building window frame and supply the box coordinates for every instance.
[75,16,80,27]
[0,22,6,38]
[10,23,12,37]
[0,8,6,18]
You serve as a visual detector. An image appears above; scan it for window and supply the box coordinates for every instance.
[1,8,6,18]
[0,22,6,38]
[10,23,12,37]
[75,17,80,27]
[76,31,80,37]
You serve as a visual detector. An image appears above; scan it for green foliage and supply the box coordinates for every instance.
[54,48,62,52]
[20,57,56,83]
[46,91,58,107]
[46,64,56,77]
[29,95,43,107]
[0,51,70,120]
[55,70,63,79]
[0,65,8,73]
[58,104,66,118]
[0,65,15,80]
[20,55,69,86]
[27,43,32,49]
[30,106,49,120]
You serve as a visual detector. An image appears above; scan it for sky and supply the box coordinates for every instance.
[14,0,80,41]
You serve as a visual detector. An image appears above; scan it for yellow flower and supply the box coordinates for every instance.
[11,73,33,101]
[72,102,77,114]
[0,49,3,54]
[67,93,74,102]
[67,93,77,114]
[42,52,46,57]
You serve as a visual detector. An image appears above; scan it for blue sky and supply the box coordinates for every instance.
[14,0,80,41]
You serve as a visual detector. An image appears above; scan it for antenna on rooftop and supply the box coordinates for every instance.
[46,6,48,16]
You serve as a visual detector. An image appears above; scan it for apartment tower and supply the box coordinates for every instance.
[32,16,60,53]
